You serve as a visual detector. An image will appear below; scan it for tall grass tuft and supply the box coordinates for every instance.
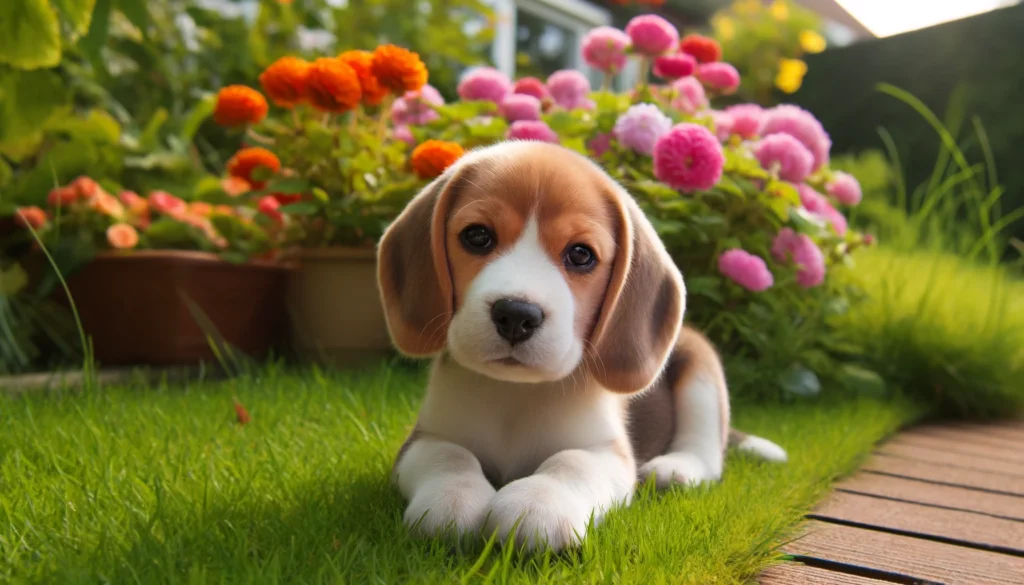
[836,84,1024,418]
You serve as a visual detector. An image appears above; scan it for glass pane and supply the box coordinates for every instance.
[514,9,577,80]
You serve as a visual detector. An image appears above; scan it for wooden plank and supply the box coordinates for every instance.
[837,472,1024,521]
[759,563,891,584]
[905,427,1024,453]
[890,433,1024,464]
[863,453,1024,495]
[784,520,1024,585]
[877,441,1024,477]
[811,492,1024,554]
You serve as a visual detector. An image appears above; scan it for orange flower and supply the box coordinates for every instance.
[227,147,281,189]
[47,186,77,207]
[89,191,125,219]
[214,85,269,126]
[14,206,47,230]
[338,50,388,106]
[213,204,235,216]
[107,223,140,249]
[371,45,428,93]
[306,58,362,113]
[71,176,102,199]
[189,202,214,216]
[411,140,464,179]
[259,57,311,108]
[221,176,252,197]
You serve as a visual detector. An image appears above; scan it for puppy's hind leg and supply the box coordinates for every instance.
[638,328,731,489]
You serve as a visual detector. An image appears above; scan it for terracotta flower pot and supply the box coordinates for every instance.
[58,250,293,366]
[285,247,394,366]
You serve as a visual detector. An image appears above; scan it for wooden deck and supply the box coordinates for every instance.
[761,422,1024,585]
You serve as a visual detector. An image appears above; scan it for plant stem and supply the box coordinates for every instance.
[245,128,276,145]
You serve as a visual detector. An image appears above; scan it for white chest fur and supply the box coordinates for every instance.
[416,358,630,485]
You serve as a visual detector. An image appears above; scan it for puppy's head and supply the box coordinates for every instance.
[377,142,685,392]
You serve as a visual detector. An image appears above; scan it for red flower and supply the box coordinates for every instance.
[272,193,302,205]
[214,85,269,126]
[47,186,77,207]
[227,147,281,190]
[71,176,103,199]
[233,399,251,425]
[680,34,722,64]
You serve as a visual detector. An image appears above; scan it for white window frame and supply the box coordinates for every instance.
[490,0,626,88]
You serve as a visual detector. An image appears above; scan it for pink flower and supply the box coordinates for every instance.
[614,103,673,156]
[392,84,444,125]
[500,93,542,122]
[718,249,774,291]
[457,67,512,103]
[393,124,415,145]
[761,104,831,171]
[47,186,78,207]
[507,120,558,143]
[546,70,591,109]
[625,14,679,56]
[697,62,740,94]
[258,195,284,225]
[755,134,814,184]
[670,76,708,115]
[653,53,696,80]
[148,191,188,218]
[827,171,862,206]
[772,228,826,288]
[708,110,733,142]
[581,26,631,73]
[89,191,126,219]
[799,184,848,236]
[653,123,725,192]
[512,77,551,101]
[106,223,140,250]
[724,104,763,139]
[588,132,613,157]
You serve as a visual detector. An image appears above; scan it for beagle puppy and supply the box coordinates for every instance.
[377,141,786,552]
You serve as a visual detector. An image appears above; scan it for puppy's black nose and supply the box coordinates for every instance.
[490,299,544,345]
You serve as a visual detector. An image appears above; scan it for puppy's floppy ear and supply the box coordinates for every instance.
[377,168,464,356]
[588,182,686,393]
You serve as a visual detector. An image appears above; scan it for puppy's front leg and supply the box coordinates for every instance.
[484,441,635,551]
[394,436,496,538]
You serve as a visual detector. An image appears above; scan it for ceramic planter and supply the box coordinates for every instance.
[60,250,293,366]
[285,247,394,366]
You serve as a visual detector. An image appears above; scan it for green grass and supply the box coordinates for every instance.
[0,363,916,584]
[836,246,1024,419]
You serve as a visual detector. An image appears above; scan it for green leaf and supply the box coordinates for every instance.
[837,364,887,396]
[79,0,111,65]
[45,109,121,144]
[766,196,790,221]
[138,107,168,150]
[123,151,191,172]
[115,0,148,36]
[180,93,215,142]
[279,202,319,215]
[685,275,724,303]
[0,157,11,188]
[0,0,62,70]
[0,68,70,156]
[53,0,96,36]
[766,180,801,206]
[265,177,310,194]
[0,263,29,296]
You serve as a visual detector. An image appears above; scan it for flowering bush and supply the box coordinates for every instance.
[205,14,870,393]
[10,175,286,267]
[710,0,827,104]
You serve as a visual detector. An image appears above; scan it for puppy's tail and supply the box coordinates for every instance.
[728,429,788,462]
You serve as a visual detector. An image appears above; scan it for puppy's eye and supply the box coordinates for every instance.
[564,244,596,272]
[459,224,496,254]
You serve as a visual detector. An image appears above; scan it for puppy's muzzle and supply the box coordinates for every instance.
[490,299,544,345]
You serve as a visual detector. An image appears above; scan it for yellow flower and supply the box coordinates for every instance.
[713,16,736,41]
[799,30,827,53]
[775,58,807,94]
[770,0,789,21]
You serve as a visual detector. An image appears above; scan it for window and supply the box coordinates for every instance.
[489,0,629,89]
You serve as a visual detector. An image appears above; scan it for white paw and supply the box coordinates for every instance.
[483,475,593,552]
[403,474,496,538]
[638,453,720,489]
